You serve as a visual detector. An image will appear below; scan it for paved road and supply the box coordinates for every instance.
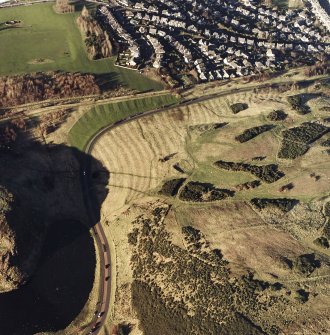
[43,75,321,333]
[77,82,267,333]
[70,76,321,332]
[80,149,111,334]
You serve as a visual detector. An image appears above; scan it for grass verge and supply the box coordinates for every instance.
[68,94,179,150]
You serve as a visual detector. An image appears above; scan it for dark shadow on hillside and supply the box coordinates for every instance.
[297,93,322,104]
[94,72,121,92]
[318,0,330,15]
[0,26,23,32]
[74,0,98,13]
[0,129,109,335]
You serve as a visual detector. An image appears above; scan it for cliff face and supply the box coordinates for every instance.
[0,138,92,293]
[0,187,25,292]
[0,175,52,292]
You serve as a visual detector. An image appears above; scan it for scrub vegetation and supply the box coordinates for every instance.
[214,161,285,183]
[278,122,329,159]
[235,124,275,143]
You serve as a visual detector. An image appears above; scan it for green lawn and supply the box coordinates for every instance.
[0,3,163,91]
[69,94,179,151]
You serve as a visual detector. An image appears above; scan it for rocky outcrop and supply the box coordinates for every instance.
[0,187,24,292]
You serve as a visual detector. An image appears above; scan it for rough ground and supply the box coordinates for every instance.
[89,77,330,334]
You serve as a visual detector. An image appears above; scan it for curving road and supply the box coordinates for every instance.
[78,85,251,334]
[78,76,320,333]
[80,149,112,335]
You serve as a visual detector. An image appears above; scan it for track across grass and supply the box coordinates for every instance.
[69,94,179,151]
[0,3,162,91]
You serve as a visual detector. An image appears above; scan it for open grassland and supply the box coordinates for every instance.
[68,93,179,150]
[90,83,330,219]
[0,3,162,91]
[88,80,330,333]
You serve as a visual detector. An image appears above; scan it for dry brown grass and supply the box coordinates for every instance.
[87,82,330,334]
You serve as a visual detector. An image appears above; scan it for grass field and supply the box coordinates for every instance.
[76,78,330,335]
[68,94,179,150]
[0,3,162,91]
[86,83,330,221]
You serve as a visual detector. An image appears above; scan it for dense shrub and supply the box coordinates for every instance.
[128,228,139,246]
[130,206,279,335]
[182,226,203,246]
[281,122,329,145]
[159,153,177,162]
[251,156,266,161]
[287,95,310,115]
[278,182,294,192]
[294,289,309,303]
[179,181,234,202]
[173,164,185,173]
[313,236,329,249]
[0,186,13,214]
[131,280,264,335]
[235,124,274,143]
[159,178,186,197]
[267,110,287,121]
[214,160,284,183]
[251,198,299,212]
[235,180,261,191]
[230,103,248,114]
[293,253,320,275]
[321,138,330,147]
[279,142,309,159]
[278,122,329,159]
[132,280,190,335]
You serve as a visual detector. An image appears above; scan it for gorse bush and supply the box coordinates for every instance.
[230,103,248,114]
[293,253,320,275]
[251,198,299,212]
[278,122,329,159]
[267,110,287,121]
[321,138,330,147]
[179,181,235,202]
[159,178,186,197]
[287,95,310,115]
[214,161,284,183]
[131,208,269,335]
[235,124,275,143]
[313,236,329,249]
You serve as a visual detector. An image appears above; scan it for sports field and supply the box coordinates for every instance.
[0,3,162,91]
